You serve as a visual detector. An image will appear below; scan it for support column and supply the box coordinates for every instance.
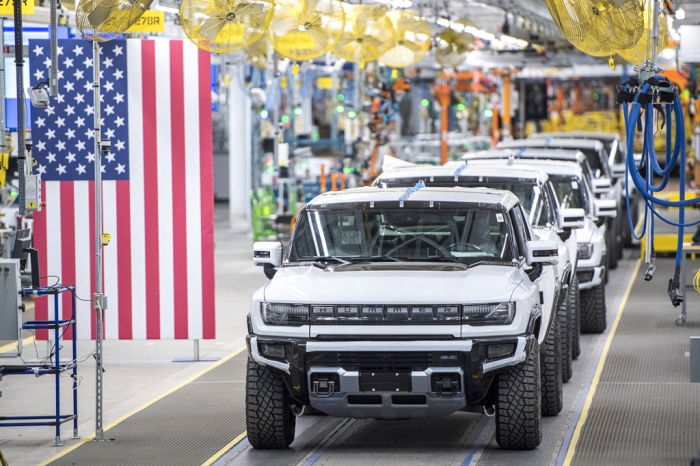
[228,65,252,231]
[502,73,512,141]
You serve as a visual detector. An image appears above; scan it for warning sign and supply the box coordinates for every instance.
[0,0,35,15]
[126,11,165,32]
[27,200,37,209]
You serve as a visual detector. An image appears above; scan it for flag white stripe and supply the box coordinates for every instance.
[154,39,175,339]
[45,182,62,337]
[127,40,147,340]
[74,181,92,339]
[103,180,119,339]
[183,41,203,340]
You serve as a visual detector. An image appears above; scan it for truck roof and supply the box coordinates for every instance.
[465,158,584,179]
[528,131,620,142]
[462,148,587,164]
[307,186,521,210]
[497,138,604,151]
[376,163,550,185]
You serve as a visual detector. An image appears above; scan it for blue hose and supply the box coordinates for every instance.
[621,75,693,305]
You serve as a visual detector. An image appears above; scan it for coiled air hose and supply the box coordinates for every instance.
[620,75,699,307]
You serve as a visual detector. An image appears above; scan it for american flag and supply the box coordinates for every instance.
[29,39,216,340]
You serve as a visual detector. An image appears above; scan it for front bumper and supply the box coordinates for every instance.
[247,334,535,419]
[577,265,605,289]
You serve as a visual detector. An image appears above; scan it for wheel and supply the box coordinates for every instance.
[604,246,610,284]
[606,220,618,270]
[541,315,563,416]
[557,290,573,383]
[615,211,623,260]
[570,276,581,360]
[580,283,607,334]
[495,340,542,450]
[246,358,296,449]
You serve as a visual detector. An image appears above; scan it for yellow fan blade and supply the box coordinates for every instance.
[180,0,274,54]
[86,0,121,27]
[333,4,395,63]
[268,0,345,61]
[379,9,430,68]
[77,0,154,41]
[617,1,667,65]
[435,19,475,69]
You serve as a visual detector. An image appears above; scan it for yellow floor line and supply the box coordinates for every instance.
[0,336,34,354]
[35,344,248,466]
[563,258,642,465]
[200,430,248,466]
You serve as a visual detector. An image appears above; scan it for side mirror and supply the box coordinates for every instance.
[559,208,586,230]
[591,177,613,195]
[594,199,618,218]
[610,164,626,179]
[254,242,283,267]
[525,240,559,266]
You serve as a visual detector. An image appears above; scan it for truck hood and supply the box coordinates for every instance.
[264,263,527,304]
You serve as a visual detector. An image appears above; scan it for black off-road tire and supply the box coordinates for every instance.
[246,358,296,449]
[580,283,607,334]
[557,292,573,383]
[570,276,581,360]
[607,221,619,270]
[541,316,563,416]
[495,340,542,450]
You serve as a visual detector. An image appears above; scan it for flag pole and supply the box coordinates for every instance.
[92,38,107,442]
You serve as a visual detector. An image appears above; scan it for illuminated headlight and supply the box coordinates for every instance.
[462,302,515,326]
[261,303,309,326]
[578,243,594,260]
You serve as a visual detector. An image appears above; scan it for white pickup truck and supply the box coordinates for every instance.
[247,186,561,450]
[375,161,582,385]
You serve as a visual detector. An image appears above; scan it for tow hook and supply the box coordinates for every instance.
[483,405,495,417]
[432,373,461,398]
[311,375,337,398]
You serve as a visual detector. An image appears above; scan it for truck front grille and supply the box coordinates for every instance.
[306,352,465,372]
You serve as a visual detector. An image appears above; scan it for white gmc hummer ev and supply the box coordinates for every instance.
[246,186,561,451]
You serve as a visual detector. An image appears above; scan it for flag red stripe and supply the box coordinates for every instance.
[34,181,48,340]
[89,180,96,339]
[170,41,189,339]
[198,49,215,339]
[116,180,133,339]
[142,40,161,339]
[60,182,75,339]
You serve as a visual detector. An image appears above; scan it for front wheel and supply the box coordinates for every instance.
[541,316,563,416]
[580,282,607,334]
[570,276,581,359]
[557,291,573,383]
[246,358,297,449]
[495,340,542,450]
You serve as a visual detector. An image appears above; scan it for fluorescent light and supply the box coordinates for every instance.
[436,17,450,27]
[154,4,179,14]
[500,34,529,47]
[676,8,685,19]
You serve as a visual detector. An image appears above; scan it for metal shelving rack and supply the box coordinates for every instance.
[0,285,79,446]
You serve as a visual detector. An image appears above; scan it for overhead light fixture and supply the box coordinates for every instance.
[154,3,179,14]
[676,8,685,19]
[500,34,529,48]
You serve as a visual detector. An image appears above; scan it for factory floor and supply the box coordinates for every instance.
[1,205,699,466]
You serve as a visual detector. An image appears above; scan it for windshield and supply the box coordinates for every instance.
[288,207,514,264]
[549,176,589,212]
[377,177,554,227]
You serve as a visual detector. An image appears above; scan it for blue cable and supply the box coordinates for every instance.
[621,75,693,305]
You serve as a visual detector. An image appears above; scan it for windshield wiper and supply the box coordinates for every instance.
[346,256,400,262]
[312,256,351,265]
[393,255,464,264]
